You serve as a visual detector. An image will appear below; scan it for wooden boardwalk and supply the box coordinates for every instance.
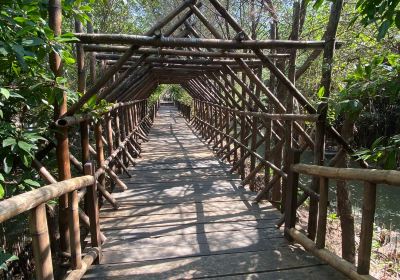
[83,105,345,279]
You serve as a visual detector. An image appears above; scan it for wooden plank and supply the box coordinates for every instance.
[99,236,289,263]
[99,221,281,241]
[82,248,342,279]
[99,203,278,218]
[99,211,282,229]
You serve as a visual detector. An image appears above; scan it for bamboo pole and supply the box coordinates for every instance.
[29,204,54,280]
[292,164,400,185]
[76,33,341,50]
[288,228,375,280]
[84,163,101,264]
[357,182,377,275]
[90,47,290,59]
[49,0,71,254]
[316,177,329,249]
[0,176,94,223]
[68,185,82,269]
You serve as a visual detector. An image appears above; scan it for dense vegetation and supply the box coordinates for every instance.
[0,0,399,277]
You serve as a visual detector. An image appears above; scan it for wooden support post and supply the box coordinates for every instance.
[84,163,101,264]
[284,150,300,241]
[219,106,223,149]
[68,186,82,269]
[225,108,231,162]
[249,114,257,191]
[239,108,246,180]
[282,1,300,213]
[316,177,329,249]
[357,182,377,275]
[95,123,106,195]
[49,0,70,254]
[29,204,54,280]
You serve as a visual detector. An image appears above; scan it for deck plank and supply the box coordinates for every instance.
[83,105,346,279]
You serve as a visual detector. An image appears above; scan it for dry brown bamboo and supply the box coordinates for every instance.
[0,176,94,223]
[76,33,342,50]
[357,182,377,274]
[84,163,101,264]
[91,48,290,59]
[49,0,71,253]
[29,204,54,280]
[292,164,400,186]
[288,228,375,280]
[316,177,329,249]
[65,247,100,280]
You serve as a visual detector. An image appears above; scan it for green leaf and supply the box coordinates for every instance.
[0,249,18,271]
[0,174,4,182]
[22,154,31,167]
[3,156,13,174]
[22,38,44,47]
[13,17,27,24]
[11,44,28,71]
[24,133,46,142]
[395,11,400,29]
[384,151,397,170]
[377,20,391,40]
[0,184,4,199]
[17,141,33,153]
[0,46,8,56]
[64,56,75,64]
[2,138,16,147]
[9,91,24,99]
[313,0,324,10]
[0,88,10,99]
[23,179,40,187]
[371,136,385,149]
[317,86,325,99]
[387,54,399,66]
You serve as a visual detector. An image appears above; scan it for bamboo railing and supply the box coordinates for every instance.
[0,170,97,280]
[1,100,159,280]
[284,162,400,280]
[176,98,396,280]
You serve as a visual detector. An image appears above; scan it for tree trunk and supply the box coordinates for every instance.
[335,116,356,264]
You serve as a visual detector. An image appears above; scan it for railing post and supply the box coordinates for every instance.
[84,162,101,264]
[29,204,54,280]
[68,186,82,269]
[316,177,329,249]
[94,122,106,196]
[357,182,377,275]
[284,149,300,241]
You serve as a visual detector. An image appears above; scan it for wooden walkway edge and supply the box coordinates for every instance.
[83,105,346,279]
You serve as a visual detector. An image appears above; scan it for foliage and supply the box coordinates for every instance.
[354,135,400,169]
[353,0,400,40]
[312,0,400,40]
[169,85,192,106]
[334,54,400,169]
[335,54,400,120]
[0,249,18,272]
[148,85,166,105]
[327,212,339,221]
[0,0,91,198]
